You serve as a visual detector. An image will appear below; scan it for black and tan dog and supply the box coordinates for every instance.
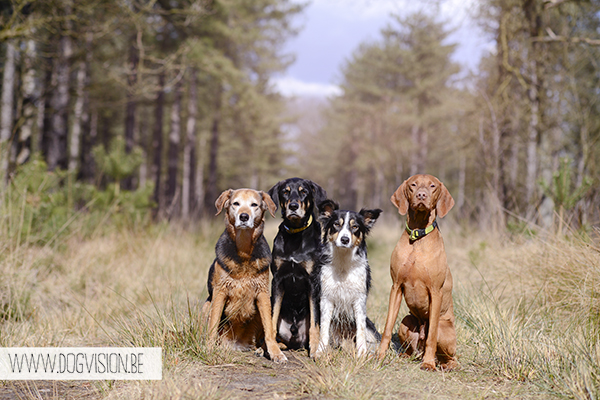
[268,178,327,352]
[201,188,287,363]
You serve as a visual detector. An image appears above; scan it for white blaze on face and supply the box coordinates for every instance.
[335,212,353,248]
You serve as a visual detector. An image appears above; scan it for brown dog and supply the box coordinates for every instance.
[201,188,287,363]
[377,174,458,371]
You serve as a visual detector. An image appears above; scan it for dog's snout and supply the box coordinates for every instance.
[239,213,250,222]
[340,236,350,245]
[416,190,428,201]
[289,202,299,211]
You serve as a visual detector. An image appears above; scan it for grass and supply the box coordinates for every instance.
[0,208,599,399]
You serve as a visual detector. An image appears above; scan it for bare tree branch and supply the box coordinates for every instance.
[533,27,600,46]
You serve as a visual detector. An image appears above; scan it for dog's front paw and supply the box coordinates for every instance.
[440,359,459,371]
[270,351,288,364]
[420,360,437,371]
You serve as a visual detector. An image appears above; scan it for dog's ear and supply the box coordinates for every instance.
[267,181,281,211]
[318,199,339,221]
[215,189,233,215]
[436,182,455,218]
[391,180,409,215]
[260,191,277,218]
[359,208,382,230]
[306,180,327,206]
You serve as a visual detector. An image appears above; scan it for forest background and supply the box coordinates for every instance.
[1,0,599,233]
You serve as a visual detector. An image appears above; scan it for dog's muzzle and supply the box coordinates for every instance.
[336,234,353,248]
[235,213,254,228]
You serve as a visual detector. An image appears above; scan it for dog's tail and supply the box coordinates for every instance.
[366,317,382,343]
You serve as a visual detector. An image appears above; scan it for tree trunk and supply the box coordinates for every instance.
[123,37,139,191]
[205,87,222,210]
[194,129,206,217]
[182,68,197,219]
[40,55,53,161]
[80,107,97,183]
[47,24,73,171]
[17,39,37,166]
[165,79,182,218]
[1,40,17,187]
[152,72,166,216]
[524,0,543,210]
[138,107,148,188]
[69,34,92,173]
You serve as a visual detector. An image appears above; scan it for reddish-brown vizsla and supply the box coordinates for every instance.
[377,174,458,371]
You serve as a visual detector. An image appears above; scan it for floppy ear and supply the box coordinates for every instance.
[260,191,277,218]
[215,189,233,216]
[307,181,328,206]
[318,199,339,221]
[267,181,282,211]
[436,182,455,218]
[359,208,382,230]
[391,180,409,215]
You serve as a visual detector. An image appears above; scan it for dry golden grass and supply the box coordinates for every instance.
[1,215,598,399]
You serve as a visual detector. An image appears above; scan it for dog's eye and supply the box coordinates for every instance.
[232,202,240,206]
[251,203,258,207]
[430,184,435,188]
[351,225,359,233]
[411,183,417,187]
[333,221,341,229]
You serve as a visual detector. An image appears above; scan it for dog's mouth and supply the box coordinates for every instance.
[285,210,305,222]
[235,219,254,229]
[412,201,431,212]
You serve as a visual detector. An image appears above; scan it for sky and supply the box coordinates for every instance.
[273,0,495,97]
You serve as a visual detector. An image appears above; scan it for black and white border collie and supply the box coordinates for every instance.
[312,199,382,357]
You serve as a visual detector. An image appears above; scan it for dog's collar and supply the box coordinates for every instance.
[405,220,438,241]
[283,214,313,234]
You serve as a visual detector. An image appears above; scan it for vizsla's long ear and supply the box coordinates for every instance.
[436,183,455,218]
[260,191,277,218]
[391,181,409,215]
[215,189,233,216]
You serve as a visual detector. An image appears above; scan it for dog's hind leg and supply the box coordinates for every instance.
[398,314,421,356]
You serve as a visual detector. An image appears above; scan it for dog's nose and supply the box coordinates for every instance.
[239,213,250,222]
[289,202,299,211]
[340,236,350,245]
[416,190,428,201]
